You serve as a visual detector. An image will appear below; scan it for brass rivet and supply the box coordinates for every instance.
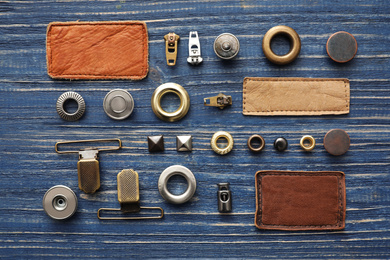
[262,25,301,65]
[300,135,316,151]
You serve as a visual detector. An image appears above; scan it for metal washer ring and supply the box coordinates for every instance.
[262,25,301,65]
[43,185,78,220]
[247,134,265,152]
[211,131,234,155]
[151,83,190,122]
[56,91,85,121]
[300,135,316,151]
[158,165,196,204]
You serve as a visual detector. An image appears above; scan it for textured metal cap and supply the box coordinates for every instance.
[103,89,134,120]
[326,31,357,63]
[214,33,240,59]
[324,129,350,156]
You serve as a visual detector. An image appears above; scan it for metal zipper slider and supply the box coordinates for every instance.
[204,93,232,109]
[164,32,180,66]
[187,31,203,65]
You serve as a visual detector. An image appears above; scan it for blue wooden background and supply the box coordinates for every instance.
[1,0,389,258]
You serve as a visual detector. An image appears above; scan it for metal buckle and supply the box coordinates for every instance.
[98,169,164,220]
[55,139,122,194]
[204,93,232,109]
[187,31,203,65]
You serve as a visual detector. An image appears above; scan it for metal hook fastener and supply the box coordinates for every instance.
[98,169,164,220]
[164,32,180,66]
[204,93,232,109]
[187,31,203,65]
[55,138,122,194]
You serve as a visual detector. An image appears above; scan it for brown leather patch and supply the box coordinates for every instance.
[46,21,148,80]
[243,77,350,115]
[255,171,346,230]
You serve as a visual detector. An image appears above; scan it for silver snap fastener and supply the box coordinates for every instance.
[213,33,240,59]
[56,91,85,121]
[103,89,134,120]
[43,185,78,220]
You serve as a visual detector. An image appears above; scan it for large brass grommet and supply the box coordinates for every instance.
[300,135,316,151]
[151,83,190,122]
[247,134,265,152]
[262,25,301,65]
[211,131,234,155]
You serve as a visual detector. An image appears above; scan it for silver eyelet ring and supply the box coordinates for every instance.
[158,165,196,204]
[43,185,78,220]
[56,91,85,121]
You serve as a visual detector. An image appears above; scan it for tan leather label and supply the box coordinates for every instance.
[243,77,350,115]
[46,21,148,80]
[255,171,346,231]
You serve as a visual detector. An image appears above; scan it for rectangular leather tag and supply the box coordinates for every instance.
[255,171,346,231]
[46,21,148,80]
[243,77,350,115]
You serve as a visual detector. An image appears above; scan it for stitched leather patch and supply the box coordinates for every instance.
[243,77,350,115]
[46,21,148,80]
[255,171,346,231]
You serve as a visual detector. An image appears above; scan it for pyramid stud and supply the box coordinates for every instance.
[148,135,164,152]
[176,135,192,152]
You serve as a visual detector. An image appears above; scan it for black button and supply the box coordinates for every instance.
[274,137,288,152]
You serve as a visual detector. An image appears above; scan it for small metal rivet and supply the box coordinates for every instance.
[323,129,350,156]
[148,135,164,152]
[103,89,134,120]
[247,134,265,152]
[176,135,192,152]
[326,31,357,63]
[274,137,288,152]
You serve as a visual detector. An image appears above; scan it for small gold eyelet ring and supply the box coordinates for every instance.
[300,135,316,151]
[151,83,190,122]
[247,134,265,152]
[211,131,234,155]
[262,25,301,65]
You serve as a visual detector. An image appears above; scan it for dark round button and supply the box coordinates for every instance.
[274,137,288,152]
[324,129,350,156]
[326,31,357,63]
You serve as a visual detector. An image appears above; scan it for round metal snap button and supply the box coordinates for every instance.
[274,137,288,152]
[326,31,357,63]
[103,89,134,120]
[43,185,78,220]
[324,129,350,156]
[214,33,240,59]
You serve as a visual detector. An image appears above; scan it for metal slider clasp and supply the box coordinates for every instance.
[204,93,232,109]
[164,32,180,66]
[55,138,122,194]
[98,169,164,220]
[187,31,203,65]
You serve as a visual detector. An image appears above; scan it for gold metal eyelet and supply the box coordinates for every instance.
[151,83,190,122]
[211,131,234,155]
[262,25,301,65]
[300,135,316,151]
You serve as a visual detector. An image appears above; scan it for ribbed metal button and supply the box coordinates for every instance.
[103,89,134,120]
[214,33,240,59]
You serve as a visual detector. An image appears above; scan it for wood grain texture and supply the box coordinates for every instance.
[0,0,389,258]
